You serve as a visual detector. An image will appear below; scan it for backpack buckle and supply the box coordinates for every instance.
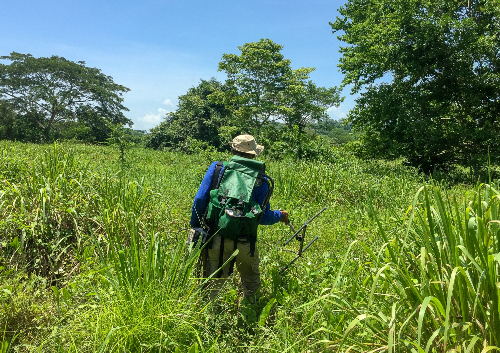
[225,208,244,218]
[220,189,229,205]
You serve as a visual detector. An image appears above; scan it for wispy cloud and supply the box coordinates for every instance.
[327,103,349,121]
[135,99,177,131]
[163,98,175,108]
[135,108,167,131]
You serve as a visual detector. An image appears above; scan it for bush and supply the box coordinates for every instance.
[260,125,334,161]
[321,183,500,350]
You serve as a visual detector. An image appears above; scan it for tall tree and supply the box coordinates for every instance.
[216,39,341,136]
[331,0,500,171]
[146,78,235,151]
[0,52,132,141]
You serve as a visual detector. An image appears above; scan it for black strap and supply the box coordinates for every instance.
[259,163,266,174]
[216,236,225,278]
[228,240,238,275]
[257,173,274,223]
[249,237,256,257]
[211,161,224,190]
[203,161,225,242]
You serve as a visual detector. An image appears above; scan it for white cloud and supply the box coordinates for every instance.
[327,103,348,121]
[134,98,177,131]
[163,98,175,108]
[135,108,168,131]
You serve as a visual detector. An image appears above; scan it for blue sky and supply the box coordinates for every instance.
[1,0,356,131]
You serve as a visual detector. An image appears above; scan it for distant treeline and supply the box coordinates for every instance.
[0,99,147,144]
[3,0,500,175]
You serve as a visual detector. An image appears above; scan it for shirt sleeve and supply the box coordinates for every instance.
[252,179,282,226]
[190,161,218,228]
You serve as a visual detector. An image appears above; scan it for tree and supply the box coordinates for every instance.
[0,100,16,139]
[146,78,235,151]
[0,100,46,141]
[308,118,358,145]
[0,52,132,141]
[216,39,342,136]
[331,0,500,172]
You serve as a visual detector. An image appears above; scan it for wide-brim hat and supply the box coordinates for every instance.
[231,134,264,156]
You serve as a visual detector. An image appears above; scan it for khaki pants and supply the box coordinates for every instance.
[205,234,260,301]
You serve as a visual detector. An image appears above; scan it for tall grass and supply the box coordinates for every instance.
[308,183,500,352]
[2,141,496,352]
[39,240,207,352]
[95,177,200,300]
[0,143,90,280]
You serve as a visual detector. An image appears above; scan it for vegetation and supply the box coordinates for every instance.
[1,141,498,351]
[147,39,344,152]
[1,4,499,351]
[216,39,342,136]
[0,52,132,142]
[331,0,500,172]
[145,78,234,152]
[309,118,358,145]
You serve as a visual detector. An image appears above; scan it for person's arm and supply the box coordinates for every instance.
[253,180,284,225]
[190,162,218,228]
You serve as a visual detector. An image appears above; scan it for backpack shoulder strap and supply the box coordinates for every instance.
[202,161,225,241]
[211,161,224,190]
[257,172,274,221]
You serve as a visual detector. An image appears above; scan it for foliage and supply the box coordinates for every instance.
[331,0,500,172]
[0,144,91,280]
[0,100,46,142]
[6,141,500,351]
[146,78,235,152]
[0,101,16,140]
[260,124,333,161]
[0,52,131,142]
[327,126,358,145]
[1,271,56,347]
[216,39,342,136]
[106,124,139,164]
[308,118,359,145]
[315,183,500,351]
[146,41,341,156]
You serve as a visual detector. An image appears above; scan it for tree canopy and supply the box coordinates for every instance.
[146,78,235,151]
[0,52,132,141]
[331,0,500,171]
[147,40,342,154]
[216,39,342,136]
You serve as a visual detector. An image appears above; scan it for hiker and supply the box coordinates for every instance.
[189,134,289,302]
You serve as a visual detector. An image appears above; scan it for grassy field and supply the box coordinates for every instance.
[0,141,498,352]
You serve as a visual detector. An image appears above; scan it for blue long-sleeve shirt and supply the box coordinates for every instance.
[190,161,282,228]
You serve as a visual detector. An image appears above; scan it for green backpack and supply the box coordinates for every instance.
[205,155,274,240]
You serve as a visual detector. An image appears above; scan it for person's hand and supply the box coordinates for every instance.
[280,210,289,225]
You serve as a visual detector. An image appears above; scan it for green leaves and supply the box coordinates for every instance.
[0,52,131,142]
[217,39,342,136]
[332,0,500,171]
[258,298,276,326]
[146,78,233,152]
[147,39,342,155]
[334,182,500,350]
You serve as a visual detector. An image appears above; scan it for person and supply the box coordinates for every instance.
[190,134,288,302]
